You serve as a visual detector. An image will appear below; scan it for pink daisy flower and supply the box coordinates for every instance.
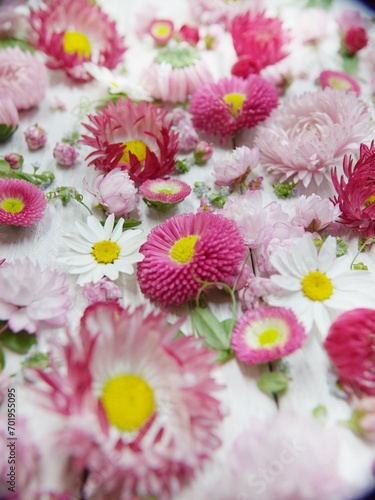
[0,47,48,111]
[254,88,372,189]
[230,11,290,77]
[231,306,306,365]
[138,212,247,307]
[32,302,224,498]
[324,308,375,396]
[143,45,213,103]
[29,0,126,82]
[139,178,191,211]
[190,75,278,141]
[0,178,47,227]
[0,99,19,143]
[147,19,174,45]
[0,258,71,334]
[331,142,375,237]
[319,70,361,97]
[80,97,178,183]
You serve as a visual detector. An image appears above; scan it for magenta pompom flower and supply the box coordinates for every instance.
[29,0,126,82]
[324,308,375,396]
[32,302,224,498]
[331,142,375,237]
[138,212,247,307]
[0,179,47,227]
[231,306,306,365]
[139,178,191,211]
[190,75,278,141]
[80,97,178,183]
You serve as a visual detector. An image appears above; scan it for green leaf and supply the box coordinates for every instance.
[342,55,359,75]
[306,0,332,8]
[221,318,236,336]
[257,372,289,396]
[0,160,11,173]
[190,307,231,350]
[312,404,327,422]
[0,329,37,354]
[335,237,348,257]
[0,38,35,52]
[174,330,185,339]
[0,124,16,144]
[0,347,4,371]
[352,262,368,271]
[214,349,235,363]
[122,219,142,229]
[22,352,49,369]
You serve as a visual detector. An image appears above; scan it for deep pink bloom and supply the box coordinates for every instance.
[178,24,200,45]
[230,11,290,76]
[324,308,375,396]
[53,142,79,166]
[231,55,262,78]
[190,75,278,141]
[0,258,71,333]
[0,99,19,143]
[343,26,368,55]
[232,306,306,364]
[331,142,375,237]
[138,212,246,307]
[0,47,48,111]
[32,302,224,498]
[24,124,47,150]
[80,97,178,183]
[0,178,47,227]
[319,70,360,96]
[29,0,126,82]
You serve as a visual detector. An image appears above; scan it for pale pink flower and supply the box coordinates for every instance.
[4,152,23,170]
[287,194,340,233]
[213,145,259,187]
[53,142,79,167]
[86,168,138,217]
[238,275,281,310]
[194,140,213,164]
[83,278,122,304]
[0,258,71,334]
[0,0,28,38]
[0,47,48,111]
[24,124,47,150]
[336,10,370,32]
[0,99,19,143]
[254,88,372,189]
[189,0,256,27]
[147,19,174,44]
[168,108,199,153]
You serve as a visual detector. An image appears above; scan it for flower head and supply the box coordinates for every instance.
[231,306,306,365]
[268,235,375,335]
[194,140,213,165]
[137,212,246,307]
[0,99,19,143]
[0,178,47,227]
[29,0,126,82]
[319,70,360,96]
[83,277,122,304]
[57,213,145,285]
[0,258,71,333]
[143,45,213,103]
[178,24,200,46]
[147,19,174,44]
[331,142,375,237]
[190,75,278,141]
[139,178,191,211]
[32,302,224,498]
[80,97,178,183]
[324,308,375,396]
[24,124,47,150]
[343,26,368,55]
[288,194,340,233]
[4,152,23,170]
[213,145,259,187]
[53,142,79,167]
[189,0,250,27]
[230,11,290,77]
[0,46,48,111]
[254,88,372,189]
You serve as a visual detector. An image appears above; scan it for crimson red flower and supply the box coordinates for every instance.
[324,308,375,396]
[343,26,368,55]
[231,55,261,78]
[331,142,375,237]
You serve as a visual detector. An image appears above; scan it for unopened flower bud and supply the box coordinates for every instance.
[24,124,47,150]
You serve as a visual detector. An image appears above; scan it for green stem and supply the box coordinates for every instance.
[350,238,372,270]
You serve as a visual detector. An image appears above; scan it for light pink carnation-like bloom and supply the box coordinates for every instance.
[238,275,281,310]
[0,258,71,334]
[0,47,48,111]
[168,108,199,153]
[194,140,213,165]
[86,168,138,217]
[53,142,79,167]
[213,145,259,187]
[232,306,306,365]
[32,302,224,499]
[29,0,126,82]
[0,99,19,143]
[254,88,372,189]
[138,212,246,307]
[189,0,255,27]
[336,9,370,32]
[80,97,178,183]
[190,75,278,141]
[83,277,122,304]
[24,124,47,150]
[288,194,340,233]
[143,45,213,103]
[0,178,47,227]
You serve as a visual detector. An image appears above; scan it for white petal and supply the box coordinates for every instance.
[317,236,337,273]
[103,214,115,239]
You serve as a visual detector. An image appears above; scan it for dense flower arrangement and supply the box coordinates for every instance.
[1,0,375,498]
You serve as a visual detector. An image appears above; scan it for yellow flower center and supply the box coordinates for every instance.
[301,271,333,301]
[327,76,351,90]
[1,198,24,214]
[151,22,172,38]
[157,188,174,194]
[121,140,148,164]
[170,235,199,264]
[92,240,120,264]
[63,31,91,58]
[364,195,375,207]
[258,328,280,347]
[101,374,155,432]
[223,93,246,115]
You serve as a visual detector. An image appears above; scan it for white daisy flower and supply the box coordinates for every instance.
[58,214,146,285]
[267,235,375,336]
